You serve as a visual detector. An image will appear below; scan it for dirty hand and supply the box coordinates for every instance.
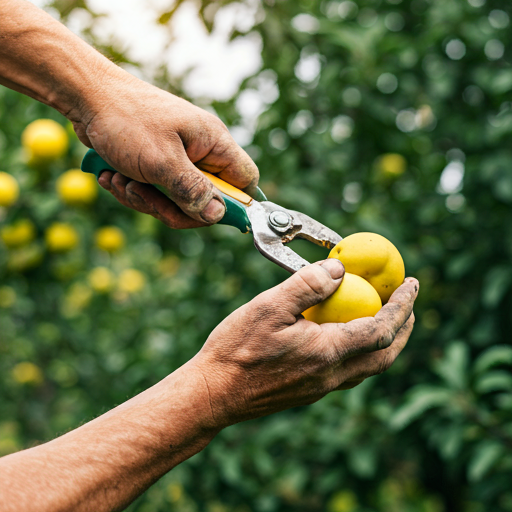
[72,74,259,228]
[192,259,419,428]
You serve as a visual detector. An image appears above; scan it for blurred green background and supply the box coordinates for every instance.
[1,0,512,511]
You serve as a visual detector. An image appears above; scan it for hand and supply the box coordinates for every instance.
[71,73,259,228]
[192,259,419,428]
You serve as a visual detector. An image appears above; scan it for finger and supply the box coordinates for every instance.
[123,180,204,229]
[335,313,415,387]
[151,145,226,224]
[322,277,419,359]
[251,260,345,325]
[194,130,260,194]
[98,171,204,229]
[97,170,115,192]
[336,379,364,390]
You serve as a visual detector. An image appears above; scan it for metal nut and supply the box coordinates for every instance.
[268,210,292,232]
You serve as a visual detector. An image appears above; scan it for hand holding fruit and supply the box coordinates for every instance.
[304,233,406,324]
[70,73,259,228]
[192,260,418,427]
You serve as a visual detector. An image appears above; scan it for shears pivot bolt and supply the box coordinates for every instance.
[268,210,292,232]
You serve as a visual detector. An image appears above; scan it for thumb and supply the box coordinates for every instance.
[156,147,226,224]
[257,259,345,321]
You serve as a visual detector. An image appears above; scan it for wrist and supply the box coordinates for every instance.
[133,361,221,464]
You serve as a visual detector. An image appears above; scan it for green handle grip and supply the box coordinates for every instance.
[80,149,257,233]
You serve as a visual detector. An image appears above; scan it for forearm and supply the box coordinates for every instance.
[0,0,124,122]
[0,362,218,512]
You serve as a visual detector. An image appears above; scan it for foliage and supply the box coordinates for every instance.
[1,0,512,511]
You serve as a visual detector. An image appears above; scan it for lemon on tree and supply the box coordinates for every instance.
[21,119,69,162]
[118,269,146,294]
[375,153,406,178]
[1,219,36,248]
[95,226,125,253]
[45,223,79,252]
[0,172,20,207]
[57,169,98,205]
[88,267,115,293]
[12,362,43,385]
[304,232,405,324]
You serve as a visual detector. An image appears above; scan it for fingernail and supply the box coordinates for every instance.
[201,197,226,223]
[320,259,345,280]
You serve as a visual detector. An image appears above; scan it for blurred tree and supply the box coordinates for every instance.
[1,0,511,511]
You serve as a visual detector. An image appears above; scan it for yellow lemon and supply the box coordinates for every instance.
[21,119,69,161]
[95,226,125,253]
[0,286,17,308]
[118,269,146,294]
[329,232,405,304]
[376,153,406,177]
[0,172,20,207]
[303,273,382,324]
[1,220,36,248]
[12,362,43,385]
[45,223,78,252]
[56,169,98,205]
[6,244,44,272]
[88,267,115,293]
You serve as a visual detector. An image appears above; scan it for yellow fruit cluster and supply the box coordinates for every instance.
[303,233,405,324]
[87,267,146,295]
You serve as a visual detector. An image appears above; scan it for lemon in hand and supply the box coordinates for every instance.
[57,169,98,205]
[304,232,405,325]
[22,119,69,162]
[0,172,20,207]
[329,232,405,304]
[303,273,382,324]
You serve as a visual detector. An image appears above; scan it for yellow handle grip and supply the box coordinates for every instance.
[201,171,253,206]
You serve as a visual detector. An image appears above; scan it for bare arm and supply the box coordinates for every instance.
[0,0,259,226]
[0,261,419,512]
[0,364,217,512]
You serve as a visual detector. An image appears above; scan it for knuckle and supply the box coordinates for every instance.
[376,323,395,350]
[294,267,332,300]
[248,296,277,323]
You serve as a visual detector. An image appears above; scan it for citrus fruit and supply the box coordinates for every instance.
[0,286,17,308]
[56,169,98,205]
[45,223,78,252]
[12,362,43,385]
[21,119,69,161]
[329,232,405,304]
[303,273,382,324]
[118,269,146,293]
[88,267,115,293]
[1,219,36,248]
[0,172,20,207]
[95,226,125,252]
[375,153,406,177]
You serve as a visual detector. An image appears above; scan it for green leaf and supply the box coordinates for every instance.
[474,345,512,374]
[390,386,453,430]
[467,440,503,482]
[482,266,512,309]
[433,341,470,390]
[475,371,512,394]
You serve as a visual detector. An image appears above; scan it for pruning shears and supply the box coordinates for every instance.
[81,149,342,273]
